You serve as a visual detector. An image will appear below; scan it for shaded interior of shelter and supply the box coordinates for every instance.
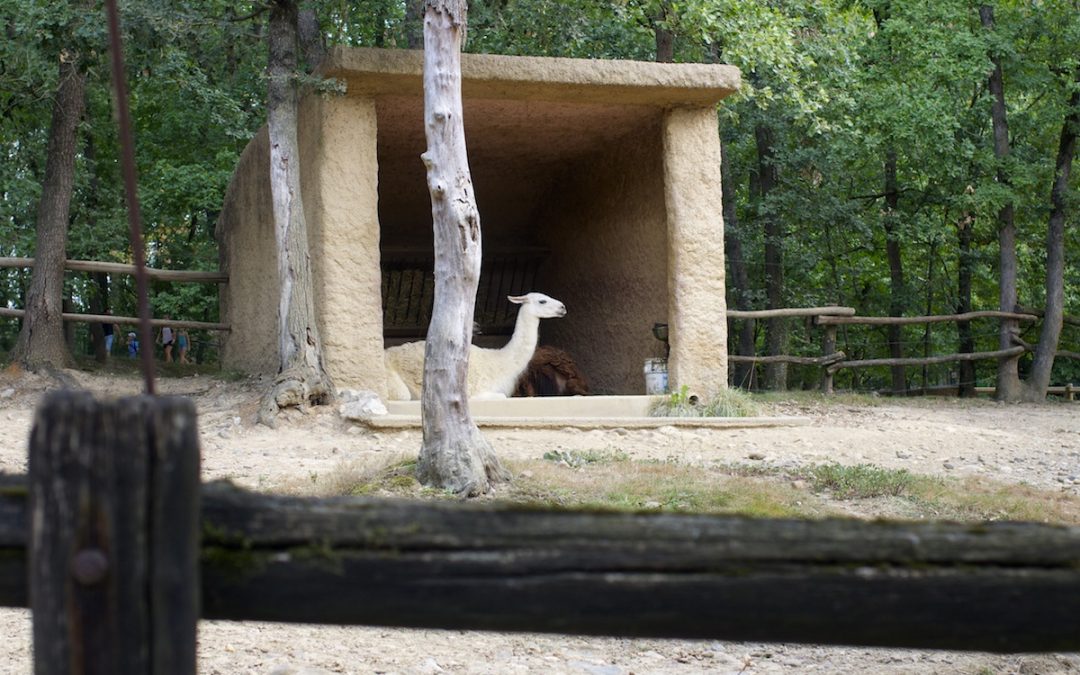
[376,95,672,395]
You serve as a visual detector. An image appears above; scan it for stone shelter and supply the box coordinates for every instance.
[217,47,740,398]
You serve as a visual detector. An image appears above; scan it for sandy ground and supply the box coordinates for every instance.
[1,367,1079,674]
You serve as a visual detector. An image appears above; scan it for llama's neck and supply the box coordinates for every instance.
[501,309,540,365]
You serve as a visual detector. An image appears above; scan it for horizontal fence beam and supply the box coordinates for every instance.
[729,351,846,366]
[0,307,229,332]
[0,257,227,283]
[816,310,1039,326]
[3,478,1080,652]
[826,346,1027,373]
[727,306,855,320]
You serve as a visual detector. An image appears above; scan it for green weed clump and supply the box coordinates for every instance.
[650,385,759,418]
[802,463,916,499]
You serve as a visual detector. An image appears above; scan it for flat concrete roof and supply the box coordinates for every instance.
[321,47,742,106]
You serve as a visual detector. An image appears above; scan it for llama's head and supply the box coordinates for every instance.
[508,292,567,319]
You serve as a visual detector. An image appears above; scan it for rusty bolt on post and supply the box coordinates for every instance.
[72,549,109,586]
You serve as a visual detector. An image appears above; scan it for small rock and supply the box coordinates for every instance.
[346,426,363,435]
[747,452,765,461]
[415,657,445,674]
[338,390,388,421]
[0,388,15,400]
[217,430,231,439]
[520,470,534,479]
[643,500,662,509]
[791,479,808,490]
[895,450,912,459]
[943,461,955,470]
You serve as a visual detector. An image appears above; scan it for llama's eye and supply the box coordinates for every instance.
[539,300,546,304]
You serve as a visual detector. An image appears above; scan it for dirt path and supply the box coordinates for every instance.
[1,368,1078,674]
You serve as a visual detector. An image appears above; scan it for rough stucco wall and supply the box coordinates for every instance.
[662,107,728,397]
[537,121,669,395]
[217,127,279,375]
[299,94,386,394]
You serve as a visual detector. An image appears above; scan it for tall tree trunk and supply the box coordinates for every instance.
[653,1,674,63]
[10,52,84,371]
[297,8,325,71]
[258,0,334,426]
[883,148,906,394]
[416,0,509,496]
[721,141,756,389]
[756,123,786,390]
[404,0,425,49]
[956,214,976,397]
[980,4,1022,401]
[1022,66,1079,401]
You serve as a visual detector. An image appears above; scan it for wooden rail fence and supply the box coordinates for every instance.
[1,392,1079,674]
[725,306,1078,395]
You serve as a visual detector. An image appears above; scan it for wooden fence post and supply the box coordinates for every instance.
[821,324,837,394]
[29,391,200,675]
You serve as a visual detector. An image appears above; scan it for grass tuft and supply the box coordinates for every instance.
[650,386,760,418]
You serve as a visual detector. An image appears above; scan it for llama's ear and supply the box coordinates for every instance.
[508,295,526,304]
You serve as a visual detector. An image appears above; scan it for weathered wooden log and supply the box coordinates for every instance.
[199,484,1080,652]
[3,473,1079,652]
[28,391,200,675]
[827,346,1028,374]
[0,256,227,282]
[816,310,1038,326]
[727,306,855,319]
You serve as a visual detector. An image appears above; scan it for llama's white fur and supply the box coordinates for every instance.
[384,292,567,401]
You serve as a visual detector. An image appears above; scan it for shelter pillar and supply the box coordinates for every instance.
[299,94,386,395]
[661,107,728,397]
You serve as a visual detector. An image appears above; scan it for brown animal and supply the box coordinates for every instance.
[513,345,589,397]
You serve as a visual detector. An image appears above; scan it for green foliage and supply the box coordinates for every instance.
[0,0,1077,383]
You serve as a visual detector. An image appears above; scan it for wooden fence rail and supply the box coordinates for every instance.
[1,392,1080,675]
[0,256,228,283]
[727,306,1077,395]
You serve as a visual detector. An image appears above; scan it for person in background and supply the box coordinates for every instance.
[158,317,175,363]
[101,310,119,357]
[127,332,139,359]
[177,328,190,364]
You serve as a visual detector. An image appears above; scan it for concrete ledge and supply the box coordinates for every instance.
[372,396,810,430]
[322,47,742,106]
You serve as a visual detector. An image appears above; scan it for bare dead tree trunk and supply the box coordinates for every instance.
[883,148,906,394]
[721,141,756,389]
[11,51,84,371]
[979,4,1022,401]
[416,0,509,496]
[1022,66,1079,401]
[258,0,334,426]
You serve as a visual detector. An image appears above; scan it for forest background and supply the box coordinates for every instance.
[0,0,1077,395]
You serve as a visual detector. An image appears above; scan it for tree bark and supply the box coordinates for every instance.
[10,51,84,371]
[1022,66,1079,400]
[980,4,1022,401]
[653,1,674,63]
[404,0,425,49]
[258,0,334,426]
[297,8,325,72]
[755,123,786,390]
[882,148,906,394]
[416,0,509,496]
[956,214,976,396]
[721,141,756,389]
